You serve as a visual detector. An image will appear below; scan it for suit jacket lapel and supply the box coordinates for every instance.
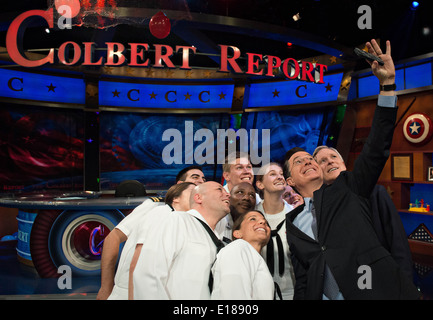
[286,203,317,243]
[313,187,324,236]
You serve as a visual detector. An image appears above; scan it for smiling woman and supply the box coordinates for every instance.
[210,210,274,300]
[255,162,296,300]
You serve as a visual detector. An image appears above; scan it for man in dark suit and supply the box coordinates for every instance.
[283,40,420,300]
[312,145,414,279]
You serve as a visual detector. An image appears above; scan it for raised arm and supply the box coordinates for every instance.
[352,40,398,198]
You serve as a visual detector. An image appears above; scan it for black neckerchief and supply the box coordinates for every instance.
[193,217,225,292]
[266,219,285,277]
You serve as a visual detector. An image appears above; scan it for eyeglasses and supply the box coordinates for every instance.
[292,155,314,167]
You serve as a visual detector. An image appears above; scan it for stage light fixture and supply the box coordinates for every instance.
[292,13,301,21]
[411,1,419,9]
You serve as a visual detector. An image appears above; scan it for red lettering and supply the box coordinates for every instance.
[58,41,81,65]
[246,53,263,76]
[176,46,196,69]
[265,55,282,77]
[83,42,103,65]
[218,45,242,73]
[5,10,327,82]
[153,44,175,68]
[315,63,327,84]
[106,42,126,66]
[6,9,54,67]
[282,58,300,79]
[301,61,315,82]
[129,43,149,67]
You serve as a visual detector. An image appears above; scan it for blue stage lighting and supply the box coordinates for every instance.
[412,1,419,9]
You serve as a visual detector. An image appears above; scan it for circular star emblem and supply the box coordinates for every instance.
[403,113,433,145]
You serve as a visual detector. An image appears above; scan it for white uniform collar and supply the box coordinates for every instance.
[187,209,222,239]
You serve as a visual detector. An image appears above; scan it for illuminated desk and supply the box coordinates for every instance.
[0,193,149,278]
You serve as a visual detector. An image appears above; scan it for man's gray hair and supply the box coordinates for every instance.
[312,145,344,161]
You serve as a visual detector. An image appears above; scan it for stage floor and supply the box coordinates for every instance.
[0,240,99,300]
[1,239,433,300]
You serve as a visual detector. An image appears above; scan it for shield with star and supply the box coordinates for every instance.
[403,113,433,145]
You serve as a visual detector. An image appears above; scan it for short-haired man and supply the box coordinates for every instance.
[133,181,230,299]
[216,152,261,240]
[283,40,419,300]
[96,166,205,300]
[313,145,413,279]
[176,165,206,185]
[229,182,257,223]
[222,151,254,191]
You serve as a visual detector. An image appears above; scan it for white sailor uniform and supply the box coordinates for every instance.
[211,239,274,300]
[257,200,296,300]
[107,198,167,300]
[133,209,221,300]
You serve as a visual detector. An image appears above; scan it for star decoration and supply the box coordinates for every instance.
[204,70,213,78]
[329,56,337,64]
[149,92,157,99]
[311,58,319,64]
[126,68,135,76]
[234,96,243,105]
[185,70,193,79]
[218,92,226,100]
[341,80,351,91]
[409,122,421,134]
[272,89,280,97]
[112,90,120,97]
[104,66,114,74]
[325,83,333,92]
[166,69,175,78]
[47,83,56,92]
[146,68,155,77]
[184,92,192,100]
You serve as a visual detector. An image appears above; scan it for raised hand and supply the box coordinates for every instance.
[366,39,395,86]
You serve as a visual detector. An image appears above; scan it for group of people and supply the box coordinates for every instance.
[96,40,420,300]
